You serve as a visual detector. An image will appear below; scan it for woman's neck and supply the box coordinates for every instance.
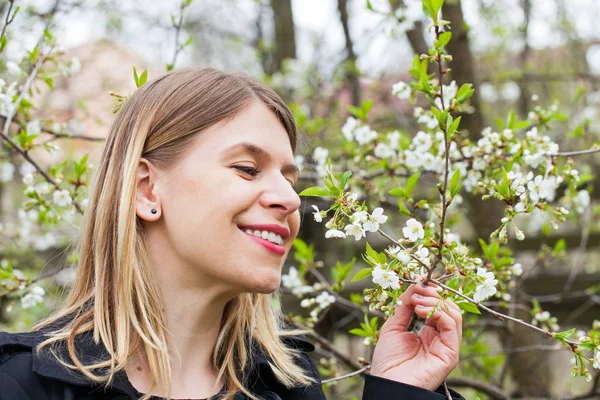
[126,260,233,398]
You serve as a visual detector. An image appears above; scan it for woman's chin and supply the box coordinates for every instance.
[245,272,281,294]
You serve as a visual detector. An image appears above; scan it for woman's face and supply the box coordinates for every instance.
[139,101,301,296]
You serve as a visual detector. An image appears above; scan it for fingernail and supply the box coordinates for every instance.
[414,293,424,299]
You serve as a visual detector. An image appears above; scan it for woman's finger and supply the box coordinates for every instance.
[381,284,417,333]
[414,304,461,365]
[413,282,442,299]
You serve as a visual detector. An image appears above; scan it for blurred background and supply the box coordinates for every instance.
[1,0,600,398]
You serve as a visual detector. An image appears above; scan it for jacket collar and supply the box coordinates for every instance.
[23,326,314,398]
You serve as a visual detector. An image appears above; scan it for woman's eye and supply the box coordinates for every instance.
[234,166,261,177]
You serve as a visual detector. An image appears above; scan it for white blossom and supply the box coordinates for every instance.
[352,210,368,224]
[574,190,590,214]
[311,205,324,222]
[6,61,22,77]
[281,267,302,290]
[354,125,378,145]
[404,150,422,169]
[0,162,15,182]
[374,142,395,159]
[414,107,439,129]
[344,223,365,241]
[363,208,388,232]
[412,131,432,152]
[315,291,336,308]
[371,265,400,290]
[26,119,41,136]
[402,218,424,242]
[473,268,498,303]
[325,229,346,239]
[387,130,401,150]
[527,175,553,202]
[53,189,72,207]
[35,182,51,194]
[512,263,523,276]
[313,146,329,165]
[515,227,525,241]
[22,173,34,185]
[593,350,600,370]
[342,117,358,141]
[21,286,45,309]
[434,80,457,110]
[19,162,36,177]
[392,81,411,100]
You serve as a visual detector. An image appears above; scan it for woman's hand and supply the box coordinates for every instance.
[369,282,463,391]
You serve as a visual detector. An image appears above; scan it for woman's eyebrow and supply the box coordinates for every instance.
[220,142,299,176]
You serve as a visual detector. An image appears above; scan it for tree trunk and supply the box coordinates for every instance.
[337,0,361,106]
[270,0,296,74]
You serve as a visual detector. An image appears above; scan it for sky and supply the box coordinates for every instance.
[5,0,600,75]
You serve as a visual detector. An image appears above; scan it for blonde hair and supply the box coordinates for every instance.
[32,68,315,400]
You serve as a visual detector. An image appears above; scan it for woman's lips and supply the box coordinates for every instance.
[241,229,286,256]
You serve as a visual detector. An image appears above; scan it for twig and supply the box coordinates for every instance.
[430,278,579,348]
[0,0,16,48]
[289,319,363,371]
[443,380,452,400]
[0,47,84,215]
[426,24,450,284]
[321,366,370,384]
[169,1,189,70]
[460,344,564,361]
[445,377,510,400]
[550,147,600,158]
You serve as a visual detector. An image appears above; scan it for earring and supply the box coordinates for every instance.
[151,209,157,214]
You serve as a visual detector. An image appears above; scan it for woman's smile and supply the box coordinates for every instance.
[237,223,290,256]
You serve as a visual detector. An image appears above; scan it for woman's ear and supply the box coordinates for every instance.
[136,158,161,221]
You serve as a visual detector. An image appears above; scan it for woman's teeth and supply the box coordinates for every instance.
[244,229,284,245]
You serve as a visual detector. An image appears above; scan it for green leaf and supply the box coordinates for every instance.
[553,328,575,340]
[449,168,461,197]
[166,63,174,71]
[422,0,434,18]
[406,172,420,197]
[397,199,410,215]
[362,100,374,116]
[553,239,566,254]
[369,316,379,331]
[389,187,405,198]
[366,0,375,11]
[340,170,352,191]
[447,116,461,138]
[42,77,53,90]
[133,66,140,87]
[139,69,148,86]
[513,120,530,130]
[351,267,373,282]
[437,31,452,47]
[458,301,481,314]
[349,328,370,337]
[365,242,379,262]
[431,0,444,15]
[298,186,330,197]
[348,105,364,120]
[456,83,474,103]
[506,110,516,129]
[448,276,460,291]
[0,35,7,52]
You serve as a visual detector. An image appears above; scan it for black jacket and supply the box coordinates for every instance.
[0,329,463,399]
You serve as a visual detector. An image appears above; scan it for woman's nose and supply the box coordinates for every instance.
[259,176,301,215]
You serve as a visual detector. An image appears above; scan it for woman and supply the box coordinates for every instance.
[0,68,463,399]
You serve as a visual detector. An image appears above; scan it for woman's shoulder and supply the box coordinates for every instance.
[0,330,52,399]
